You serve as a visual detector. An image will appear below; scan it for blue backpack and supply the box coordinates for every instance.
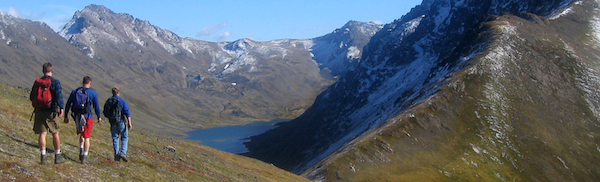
[71,87,90,114]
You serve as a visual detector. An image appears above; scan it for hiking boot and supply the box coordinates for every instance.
[55,153,65,164]
[119,154,129,162]
[81,155,88,164]
[40,154,47,165]
[114,155,120,162]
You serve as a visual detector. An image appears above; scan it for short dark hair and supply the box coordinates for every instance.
[82,76,92,85]
[42,62,53,73]
[112,87,120,95]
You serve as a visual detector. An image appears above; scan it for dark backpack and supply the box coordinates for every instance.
[71,87,90,114]
[31,77,53,109]
[103,97,122,124]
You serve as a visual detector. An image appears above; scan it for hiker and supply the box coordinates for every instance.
[103,87,132,162]
[30,62,66,164]
[64,76,102,164]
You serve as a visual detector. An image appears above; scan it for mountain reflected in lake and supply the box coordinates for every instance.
[186,119,289,154]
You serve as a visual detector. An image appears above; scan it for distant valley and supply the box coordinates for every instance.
[0,5,381,136]
[3,0,600,181]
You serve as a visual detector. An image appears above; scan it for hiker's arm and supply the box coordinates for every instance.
[127,117,132,129]
[95,100,101,120]
[58,109,64,118]
[63,91,74,123]
[53,79,64,111]
[122,99,131,129]
[29,83,35,102]
[94,95,102,122]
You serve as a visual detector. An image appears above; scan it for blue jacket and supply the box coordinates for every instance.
[65,87,101,119]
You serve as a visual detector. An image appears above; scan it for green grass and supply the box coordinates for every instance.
[0,83,308,181]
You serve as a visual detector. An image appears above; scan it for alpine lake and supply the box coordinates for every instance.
[186,119,289,154]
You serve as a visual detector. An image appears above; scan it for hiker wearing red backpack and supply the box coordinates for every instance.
[64,76,102,164]
[30,62,65,165]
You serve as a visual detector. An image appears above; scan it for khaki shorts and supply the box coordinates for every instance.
[33,109,59,134]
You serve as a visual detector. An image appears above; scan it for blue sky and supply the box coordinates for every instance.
[0,0,422,42]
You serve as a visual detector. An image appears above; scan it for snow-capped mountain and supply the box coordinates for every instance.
[311,21,383,76]
[52,5,380,132]
[245,1,600,181]
[0,12,106,90]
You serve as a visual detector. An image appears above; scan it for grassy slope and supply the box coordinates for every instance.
[303,5,600,182]
[0,83,308,181]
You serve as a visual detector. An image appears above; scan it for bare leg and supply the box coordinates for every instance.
[84,138,91,153]
[52,132,60,152]
[79,135,85,149]
[39,132,47,151]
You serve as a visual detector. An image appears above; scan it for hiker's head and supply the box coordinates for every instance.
[42,62,53,75]
[82,76,92,87]
[112,87,120,95]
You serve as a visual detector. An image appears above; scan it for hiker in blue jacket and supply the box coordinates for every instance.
[103,87,132,162]
[64,76,102,164]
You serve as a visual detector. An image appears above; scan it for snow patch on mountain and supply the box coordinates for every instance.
[549,1,580,20]
[124,26,145,46]
[577,1,600,119]
[433,1,453,33]
[346,46,360,59]
[589,1,600,49]
[358,22,383,35]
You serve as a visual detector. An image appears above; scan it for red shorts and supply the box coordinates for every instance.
[77,117,94,139]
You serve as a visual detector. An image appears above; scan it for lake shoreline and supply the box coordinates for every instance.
[186,119,290,154]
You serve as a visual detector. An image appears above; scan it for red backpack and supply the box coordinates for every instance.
[32,77,53,109]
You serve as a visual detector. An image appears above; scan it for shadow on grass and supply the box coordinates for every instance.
[7,134,55,154]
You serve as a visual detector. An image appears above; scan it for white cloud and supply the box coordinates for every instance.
[8,7,21,17]
[196,22,234,41]
[3,7,70,32]
[373,20,385,25]
[40,15,71,31]
[214,31,231,41]
[197,22,229,37]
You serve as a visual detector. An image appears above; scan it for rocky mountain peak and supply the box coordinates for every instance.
[0,12,52,32]
[82,4,115,15]
[60,4,183,58]
[223,38,256,51]
[332,20,383,37]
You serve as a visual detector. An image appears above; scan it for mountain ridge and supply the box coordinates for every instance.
[303,4,600,179]
[0,4,381,137]
[243,0,597,179]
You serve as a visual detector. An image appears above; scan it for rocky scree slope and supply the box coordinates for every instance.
[244,0,590,177]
